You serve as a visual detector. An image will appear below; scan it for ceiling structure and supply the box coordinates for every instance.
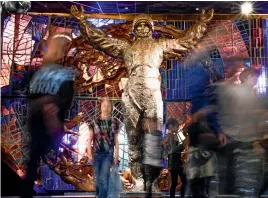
[29,1,268,15]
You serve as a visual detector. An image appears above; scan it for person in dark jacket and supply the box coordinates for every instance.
[163,118,186,198]
[186,65,227,198]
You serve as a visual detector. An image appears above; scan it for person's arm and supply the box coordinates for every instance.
[71,5,130,59]
[43,103,62,133]
[205,84,227,146]
[202,84,221,135]
[114,119,120,165]
[87,126,94,163]
[58,80,75,110]
[32,96,63,135]
[162,135,168,147]
[114,133,119,165]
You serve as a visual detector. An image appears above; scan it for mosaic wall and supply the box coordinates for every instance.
[1,13,268,191]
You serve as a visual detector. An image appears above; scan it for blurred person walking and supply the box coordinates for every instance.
[142,117,163,198]
[163,118,186,198]
[21,34,76,198]
[186,65,226,198]
[209,68,267,197]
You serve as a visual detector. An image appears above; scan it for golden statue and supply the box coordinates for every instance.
[71,5,213,190]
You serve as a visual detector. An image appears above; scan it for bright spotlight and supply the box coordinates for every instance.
[241,2,253,15]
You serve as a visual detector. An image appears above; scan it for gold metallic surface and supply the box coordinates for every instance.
[40,114,97,192]
[158,169,182,191]
[132,14,154,31]
[70,5,212,191]
[69,22,184,92]
[45,152,96,192]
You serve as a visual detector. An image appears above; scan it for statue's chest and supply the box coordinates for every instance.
[124,40,161,62]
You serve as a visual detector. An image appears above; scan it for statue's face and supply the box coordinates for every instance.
[135,22,151,38]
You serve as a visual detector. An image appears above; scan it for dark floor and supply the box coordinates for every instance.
[2,195,268,198]
[2,162,268,198]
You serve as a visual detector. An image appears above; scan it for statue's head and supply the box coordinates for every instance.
[132,14,154,38]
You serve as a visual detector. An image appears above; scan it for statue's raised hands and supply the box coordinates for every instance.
[200,9,214,23]
[71,5,86,21]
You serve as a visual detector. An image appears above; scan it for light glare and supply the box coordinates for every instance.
[241,2,253,15]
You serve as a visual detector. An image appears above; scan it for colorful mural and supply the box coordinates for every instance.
[1,12,268,191]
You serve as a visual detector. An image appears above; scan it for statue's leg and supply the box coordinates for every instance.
[122,92,144,191]
[143,90,163,133]
[125,118,145,190]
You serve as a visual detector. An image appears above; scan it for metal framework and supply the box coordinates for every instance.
[27,12,268,21]
[1,11,268,190]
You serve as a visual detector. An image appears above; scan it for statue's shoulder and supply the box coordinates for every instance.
[155,37,169,46]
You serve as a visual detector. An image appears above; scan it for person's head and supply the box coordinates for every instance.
[69,135,78,146]
[239,67,261,87]
[43,33,72,65]
[166,118,179,133]
[132,14,154,38]
[100,97,113,117]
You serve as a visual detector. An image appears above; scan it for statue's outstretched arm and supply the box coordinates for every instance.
[162,9,214,53]
[71,5,130,58]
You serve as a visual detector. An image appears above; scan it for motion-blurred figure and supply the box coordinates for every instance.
[142,117,163,198]
[20,34,76,198]
[186,65,226,198]
[163,118,186,198]
[209,67,267,197]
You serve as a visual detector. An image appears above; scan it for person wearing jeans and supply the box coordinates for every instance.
[87,97,119,198]
[94,152,114,197]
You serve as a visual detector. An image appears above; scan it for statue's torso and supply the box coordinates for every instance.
[123,38,163,76]
[123,38,163,90]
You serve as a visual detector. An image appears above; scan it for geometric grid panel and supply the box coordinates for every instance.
[1,98,29,173]
[165,102,191,132]
[1,11,268,191]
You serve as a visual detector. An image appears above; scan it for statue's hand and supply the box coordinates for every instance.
[71,5,86,21]
[200,9,214,23]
